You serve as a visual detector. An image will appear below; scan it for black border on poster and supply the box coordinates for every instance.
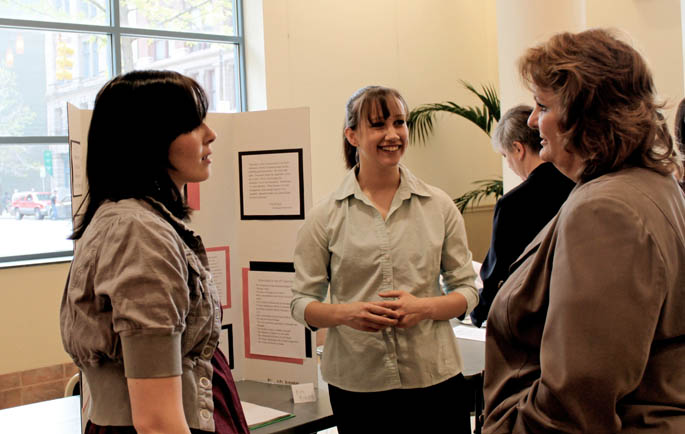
[238,149,305,220]
[248,261,312,358]
[222,324,235,369]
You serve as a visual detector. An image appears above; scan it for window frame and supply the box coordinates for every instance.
[0,0,246,267]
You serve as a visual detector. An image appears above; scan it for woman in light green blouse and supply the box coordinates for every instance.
[291,86,478,433]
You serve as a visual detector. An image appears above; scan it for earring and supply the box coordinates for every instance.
[355,148,359,165]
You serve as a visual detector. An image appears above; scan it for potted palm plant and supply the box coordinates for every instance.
[408,80,502,212]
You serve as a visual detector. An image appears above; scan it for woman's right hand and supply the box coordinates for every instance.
[336,301,400,332]
[303,300,399,332]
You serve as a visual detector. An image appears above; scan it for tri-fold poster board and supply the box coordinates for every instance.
[67,103,317,387]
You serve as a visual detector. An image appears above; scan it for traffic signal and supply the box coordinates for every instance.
[56,39,74,81]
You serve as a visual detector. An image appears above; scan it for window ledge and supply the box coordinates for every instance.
[0,255,73,269]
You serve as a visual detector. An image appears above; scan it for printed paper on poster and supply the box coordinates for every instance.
[207,246,231,308]
[247,270,306,359]
[239,150,303,218]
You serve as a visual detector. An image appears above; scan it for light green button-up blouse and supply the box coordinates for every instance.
[291,165,478,392]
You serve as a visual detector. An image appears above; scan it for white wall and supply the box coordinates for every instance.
[255,0,502,202]
[586,0,684,126]
[496,0,586,192]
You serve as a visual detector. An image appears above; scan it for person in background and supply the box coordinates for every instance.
[470,105,574,328]
[291,86,478,433]
[675,97,685,192]
[483,29,685,433]
[50,189,58,219]
[60,70,249,434]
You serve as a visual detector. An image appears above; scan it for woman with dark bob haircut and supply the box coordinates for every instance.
[483,29,685,433]
[61,70,249,434]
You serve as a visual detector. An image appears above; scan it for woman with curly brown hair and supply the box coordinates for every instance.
[483,29,685,433]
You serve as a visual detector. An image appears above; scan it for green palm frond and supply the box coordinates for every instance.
[407,102,487,144]
[407,80,501,144]
[460,80,501,133]
[407,81,503,212]
[453,178,503,213]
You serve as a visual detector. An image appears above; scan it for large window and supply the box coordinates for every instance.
[0,0,245,266]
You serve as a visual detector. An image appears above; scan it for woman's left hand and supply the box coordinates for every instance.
[378,290,430,328]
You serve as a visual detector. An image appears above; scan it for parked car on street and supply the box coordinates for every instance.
[10,191,52,220]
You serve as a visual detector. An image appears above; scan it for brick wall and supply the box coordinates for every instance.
[0,362,79,410]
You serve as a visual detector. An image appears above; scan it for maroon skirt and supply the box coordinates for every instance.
[85,348,248,434]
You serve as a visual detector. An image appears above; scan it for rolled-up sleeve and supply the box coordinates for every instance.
[439,193,478,315]
[291,202,330,330]
[94,214,189,378]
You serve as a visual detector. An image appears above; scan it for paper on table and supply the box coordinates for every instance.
[291,382,316,403]
[453,324,486,342]
[472,260,483,288]
[240,401,294,429]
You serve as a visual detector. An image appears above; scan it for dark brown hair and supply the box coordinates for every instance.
[676,98,685,155]
[676,98,685,191]
[71,70,209,239]
[519,28,683,183]
[342,86,408,169]
[492,105,540,154]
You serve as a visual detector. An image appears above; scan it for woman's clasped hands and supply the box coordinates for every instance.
[337,300,400,332]
[379,290,431,329]
[338,290,432,332]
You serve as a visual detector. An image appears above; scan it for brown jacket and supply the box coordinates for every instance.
[483,167,685,433]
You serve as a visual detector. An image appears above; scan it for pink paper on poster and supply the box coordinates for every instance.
[186,183,201,210]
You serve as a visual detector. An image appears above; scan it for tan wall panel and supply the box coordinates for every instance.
[0,263,72,374]
[463,205,495,265]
